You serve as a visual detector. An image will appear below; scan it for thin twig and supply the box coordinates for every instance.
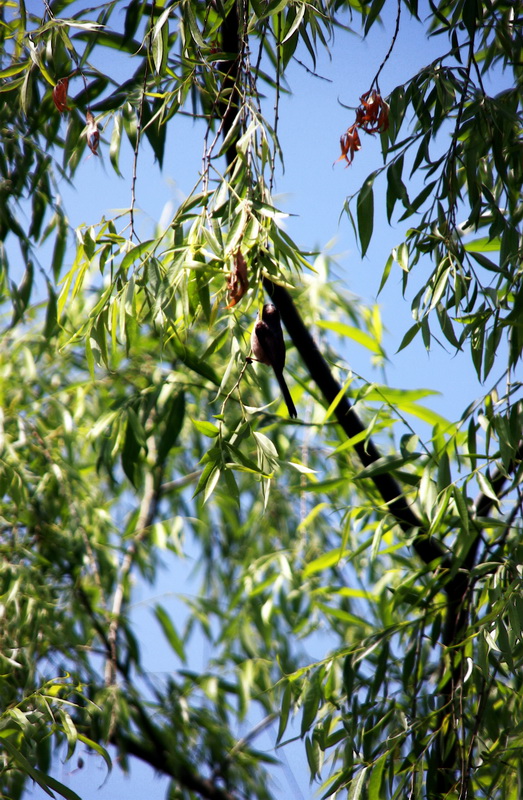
[373,0,401,90]
[130,13,153,242]
[292,57,333,82]
[271,13,282,193]
[159,470,202,495]
[221,355,252,416]
[445,30,476,229]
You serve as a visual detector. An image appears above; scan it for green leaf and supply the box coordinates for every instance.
[316,320,382,354]
[364,0,385,33]
[357,176,374,257]
[76,734,112,773]
[109,113,123,176]
[157,391,185,463]
[396,322,419,352]
[378,253,393,295]
[277,683,292,744]
[282,3,305,43]
[0,62,29,79]
[348,766,368,800]
[356,453,419,479]
[477,471,499,507]
[73,30,140,54]
[464,236,501,253]
[368,754,387,799]
[58,709,78,761]
[183,0,205,47]
[437,451,451,493]
[300,676,321,736]
[121,407,145,487]
[154,604,186,662]
[120,239,156,272]
[0,737,54,798]
[304,548,345,577]
[191,418,220,438]
[151,9,169,74]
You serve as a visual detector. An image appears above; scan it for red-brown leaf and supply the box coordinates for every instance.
[226,250,249,307]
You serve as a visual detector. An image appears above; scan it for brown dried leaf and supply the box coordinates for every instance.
[226,250,248,308]
[52,78,70,113]
[86,110,100,156]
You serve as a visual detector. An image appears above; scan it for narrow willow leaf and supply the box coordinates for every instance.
[191,418,219,438]
[76,733,112,771]
[109,113,123,176]
[477,472,499,506]
[277,683,292,744]
[348,766,368,800]
[464,236,501,252]
[428,486,452,536]
[437,451,451,493]
[300,677,321,737]
[356,453,419,479]
[452,485,469,536]
[282,3,305,42]
[184,0,205,47]
[357,176,374,257]
[316,320,381,353]
[157,391,185,462]
[59,709,78,761]
[368,753,387,800]
[203,465,221,504]
[396,322,419,352]
[304,548,344,576]
[0,738,54,798]
[154,603,186,662]
[378,253,393,295]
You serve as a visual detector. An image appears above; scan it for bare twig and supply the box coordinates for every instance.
[221,355,252,416]
[105,436,162,685]
[271,14,282,193]
[129,10,153,241]
[292,57,333,82]
[373,0,401,90]
[159,470,202,495]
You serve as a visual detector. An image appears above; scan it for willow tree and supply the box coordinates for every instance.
[0,1,522,799]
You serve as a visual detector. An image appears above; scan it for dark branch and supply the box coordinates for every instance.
[263,279,446,568]
[114,731,239,800]
[115,698,240,800]
[220,1,242,167]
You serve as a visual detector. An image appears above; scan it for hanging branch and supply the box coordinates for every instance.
[105,435,163,686]
[373,0,401,91]
[219,1,243,168]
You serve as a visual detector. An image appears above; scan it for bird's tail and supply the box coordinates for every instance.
[275,371,297,419]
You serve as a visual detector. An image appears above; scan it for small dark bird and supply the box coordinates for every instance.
[251,303,297,419]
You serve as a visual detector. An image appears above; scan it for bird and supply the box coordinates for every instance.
[250,303,297,419]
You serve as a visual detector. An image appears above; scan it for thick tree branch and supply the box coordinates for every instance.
[113,699,240,800]
[220,1,242,168]
[120,736,238,800]
[263,278,446,567]
[473,441,523,521]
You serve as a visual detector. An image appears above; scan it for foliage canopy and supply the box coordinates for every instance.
[0,1,522,799]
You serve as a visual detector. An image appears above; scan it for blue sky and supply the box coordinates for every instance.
[18,2,508,798]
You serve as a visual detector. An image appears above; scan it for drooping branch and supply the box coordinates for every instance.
[219,1,242,167]
[263,278,446,565]
[114,709,240,800]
